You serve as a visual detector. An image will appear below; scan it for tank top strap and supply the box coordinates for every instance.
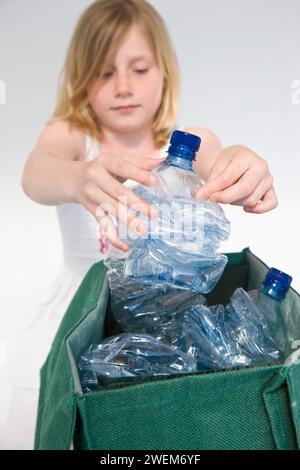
[85,133,101,162]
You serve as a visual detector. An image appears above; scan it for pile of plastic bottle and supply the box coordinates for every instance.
[78,131,293,392]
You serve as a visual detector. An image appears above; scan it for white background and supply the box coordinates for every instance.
[0,0,299,444]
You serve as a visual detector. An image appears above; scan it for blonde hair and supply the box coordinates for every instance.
[49,0,180,148]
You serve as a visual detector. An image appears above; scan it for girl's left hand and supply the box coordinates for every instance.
[195,145,278,213]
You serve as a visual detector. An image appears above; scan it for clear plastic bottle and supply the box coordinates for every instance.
[228,267,293,358]
[150,130,203,199]
[104,256,207,346]
[78,333,198,392]
[178,267,293,371]
[123,130,231,293]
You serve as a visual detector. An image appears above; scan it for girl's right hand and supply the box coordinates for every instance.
[74,151,165,251]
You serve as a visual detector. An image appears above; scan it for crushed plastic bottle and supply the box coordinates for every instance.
[105,256,207,346]
[121,130,230,294]
[178,267,293,371]
[78,333,198,392]
[229,268,293,358]
[177,303,248,371]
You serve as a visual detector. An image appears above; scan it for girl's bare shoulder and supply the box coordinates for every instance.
[182,127,222,147]
[35,120,86,161]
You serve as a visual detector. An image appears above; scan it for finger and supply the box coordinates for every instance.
[124,154,166,172]
[109,237,129,252]
[98,215,129,252]
[103,154,165,186]
[116,156,166,184]
[208,168,265,205]
[97,211,118,240]
[92,187,148,237]
[244,187,278,213]
[207,146,253,182]
[195,159,250,200]
[98,169,159,218]
[232,174,273,207]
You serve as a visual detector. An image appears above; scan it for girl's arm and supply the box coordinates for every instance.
[21,120,165,251]
[21,121,85,205]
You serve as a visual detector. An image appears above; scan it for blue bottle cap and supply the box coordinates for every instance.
[168,130,201,161]
[262,267,293,300]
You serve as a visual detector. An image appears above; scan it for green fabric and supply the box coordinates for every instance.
[34,248,300,450]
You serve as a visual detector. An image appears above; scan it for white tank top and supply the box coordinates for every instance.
[56,133,169,274]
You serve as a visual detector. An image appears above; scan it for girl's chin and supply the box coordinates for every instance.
[105,121,150,133]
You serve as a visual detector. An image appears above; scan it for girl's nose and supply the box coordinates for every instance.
[114,73,133,97]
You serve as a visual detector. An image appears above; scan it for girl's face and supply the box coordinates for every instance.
[89,24,164,137]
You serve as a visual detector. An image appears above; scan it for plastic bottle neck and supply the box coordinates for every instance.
[260,285,285,302]
[163,153,194,172]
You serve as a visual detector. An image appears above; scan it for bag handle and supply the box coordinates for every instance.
[263,367,299,449]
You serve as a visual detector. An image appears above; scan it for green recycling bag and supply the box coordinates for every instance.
[34,248,300,450]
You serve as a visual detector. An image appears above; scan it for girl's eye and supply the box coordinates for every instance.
[97,69,148,79]
[102,71,113,79]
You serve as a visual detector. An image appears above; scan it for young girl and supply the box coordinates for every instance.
[5,0,277,449]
